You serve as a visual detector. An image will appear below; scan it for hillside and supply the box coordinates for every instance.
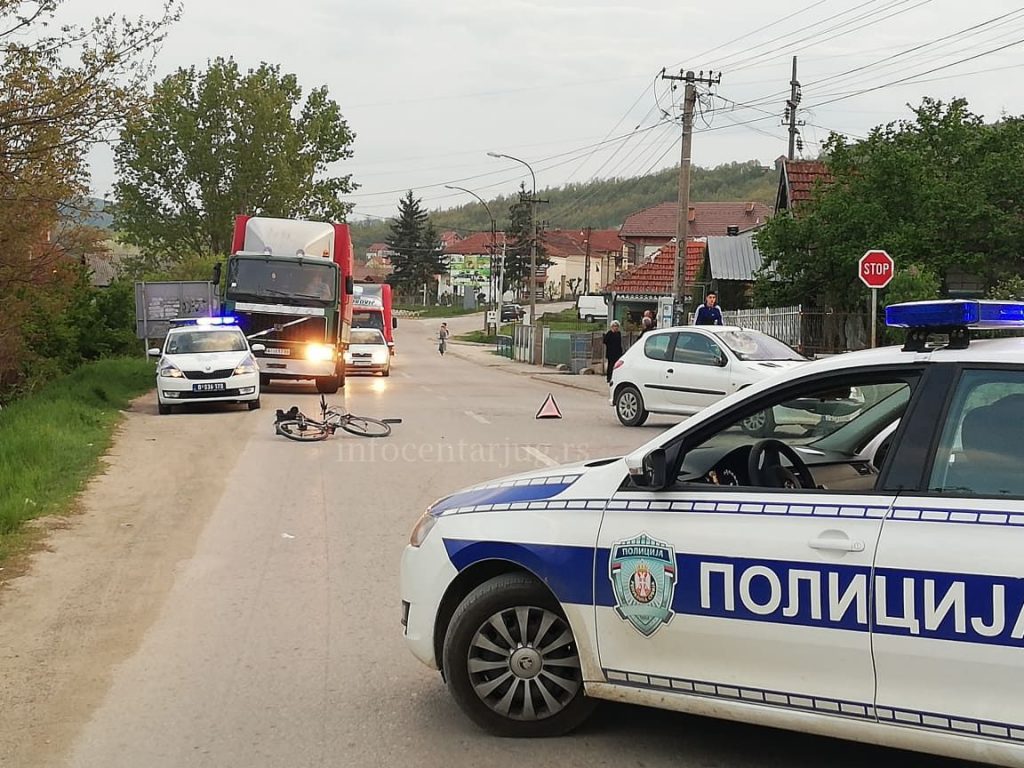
[350,159,779,257]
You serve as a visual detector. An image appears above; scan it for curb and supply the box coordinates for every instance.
[529,374,607,395]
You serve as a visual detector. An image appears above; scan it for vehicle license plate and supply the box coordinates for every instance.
[193,383,226,392]
[266,347,291,356]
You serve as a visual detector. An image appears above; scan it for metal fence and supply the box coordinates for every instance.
[714,306,870,356]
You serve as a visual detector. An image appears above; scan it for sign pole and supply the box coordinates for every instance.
[871,288,877,348]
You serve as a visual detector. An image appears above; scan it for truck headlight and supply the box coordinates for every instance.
[305,343,335,361]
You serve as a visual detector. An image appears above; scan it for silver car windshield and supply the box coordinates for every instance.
[717,330,805,361]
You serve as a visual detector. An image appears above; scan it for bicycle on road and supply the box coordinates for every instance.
[275,395,400,442]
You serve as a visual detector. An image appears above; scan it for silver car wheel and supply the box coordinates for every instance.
[467,606,581,722]
[743,412,766,431]
[617,390,639,421]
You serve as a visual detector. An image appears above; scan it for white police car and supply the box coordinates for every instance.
[149,317,264,415]
[401,301,1024,766]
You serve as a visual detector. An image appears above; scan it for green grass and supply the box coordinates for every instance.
[0,357,155,562]
[395,305,480,318]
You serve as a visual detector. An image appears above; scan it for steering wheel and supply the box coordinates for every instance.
[747,439,817,489]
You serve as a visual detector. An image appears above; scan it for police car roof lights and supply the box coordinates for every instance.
[885,300,1024,352]
[168,316,239,327]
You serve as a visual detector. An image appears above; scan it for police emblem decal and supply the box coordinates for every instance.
[609,534,676,637]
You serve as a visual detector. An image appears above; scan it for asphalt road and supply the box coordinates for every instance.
[5,310,972,768]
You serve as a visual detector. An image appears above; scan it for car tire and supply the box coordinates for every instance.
[158,402,172,415]
[316,375,340,394]
[248,397,261,411]
[442,573,596,738]
[382,366,390,377]
[740,409,775,437]
[584,314,594,323]
[614,385,649,427]
[259,374,271,388]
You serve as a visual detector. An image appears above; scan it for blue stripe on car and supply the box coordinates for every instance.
[443,538,595,605]
[430,480,577,516]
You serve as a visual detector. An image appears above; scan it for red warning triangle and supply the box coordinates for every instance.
[535,393,562,419]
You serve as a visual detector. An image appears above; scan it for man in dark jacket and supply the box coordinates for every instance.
[602,320,623,384]
[694,292,724,325]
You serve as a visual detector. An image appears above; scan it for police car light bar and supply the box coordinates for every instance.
[885,300,1024,330]
[168,316,239,327]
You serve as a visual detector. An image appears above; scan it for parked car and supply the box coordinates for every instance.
[576,294,608,323]
[344,328,391,376]
[610,325,809,426]
[501,303,525,322]
[148,317,263,415]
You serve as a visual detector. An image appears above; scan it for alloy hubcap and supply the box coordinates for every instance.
[619,393,638,420]
[467,606,581,721]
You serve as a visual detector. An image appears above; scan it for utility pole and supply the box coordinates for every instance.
[785,56,803,160]
[583,226,592,294]
[661,68,721,320]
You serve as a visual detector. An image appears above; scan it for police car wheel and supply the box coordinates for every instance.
[614,386,648,427]
[158,402,172,415]
[442,573,596,737]
[247,397,261,411]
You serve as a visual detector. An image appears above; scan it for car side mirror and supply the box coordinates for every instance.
[633,448,668,489]
[345,275,354,295]
[211,262,222,286]
[147,348,162,357]
[251,343,266,353]
[718,352,728,367]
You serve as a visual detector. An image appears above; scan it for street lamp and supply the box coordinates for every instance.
[487,151,537,341]
[445,184,497,329]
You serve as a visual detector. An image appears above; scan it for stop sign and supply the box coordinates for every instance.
[859,250,894,289]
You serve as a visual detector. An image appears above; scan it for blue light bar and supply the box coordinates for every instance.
[169,316,239,327]
[885,300,1024,329]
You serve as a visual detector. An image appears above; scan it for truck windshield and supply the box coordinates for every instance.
[352,310,384,332]
[227,259,337,303]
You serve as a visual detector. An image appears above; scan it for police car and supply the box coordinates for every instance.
[400,301,1024,766]
[149,317,264,415]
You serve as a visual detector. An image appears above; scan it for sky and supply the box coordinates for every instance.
[65,0,1024,222]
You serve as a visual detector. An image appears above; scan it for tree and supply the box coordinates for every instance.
[755,98,1024,311]
[502,183,549,298]
[113,57,356,261]
[385,191,446,300]
[0,0,178,397]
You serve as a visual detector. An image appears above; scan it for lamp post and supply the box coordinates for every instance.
[445,185,497,329]
[487,151,537,337]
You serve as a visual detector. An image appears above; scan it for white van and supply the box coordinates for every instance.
[576,294,608,322]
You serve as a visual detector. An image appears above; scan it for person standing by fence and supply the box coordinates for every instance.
[602,320,623,384]
[694,292,724,326]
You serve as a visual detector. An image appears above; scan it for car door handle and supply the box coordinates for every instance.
[808,537,865,553]
[666,368,674,374]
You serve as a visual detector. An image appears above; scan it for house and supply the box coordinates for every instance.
[539,229,624,298]
[703,232,766,310]
[619,201,771,264]
[606,241,706,330]
[775,159,833,213]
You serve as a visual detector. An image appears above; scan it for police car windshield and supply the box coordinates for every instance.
[717,330,805,362]
[351,329,386,345]
[166,330,247,354]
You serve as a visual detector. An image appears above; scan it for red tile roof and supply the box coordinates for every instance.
[781,160,833,208]
[608,241,706,296]
[354,264,392,281]
[367,242,389,253]
[442,231,507,255]
[620,202,772,239]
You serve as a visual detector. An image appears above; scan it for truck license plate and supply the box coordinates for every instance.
[193,383,226,392]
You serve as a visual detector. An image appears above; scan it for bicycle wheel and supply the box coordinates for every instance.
[339,415,391,438]
[276,419,330,442]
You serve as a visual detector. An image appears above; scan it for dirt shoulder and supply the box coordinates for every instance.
[0,391,255,768]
